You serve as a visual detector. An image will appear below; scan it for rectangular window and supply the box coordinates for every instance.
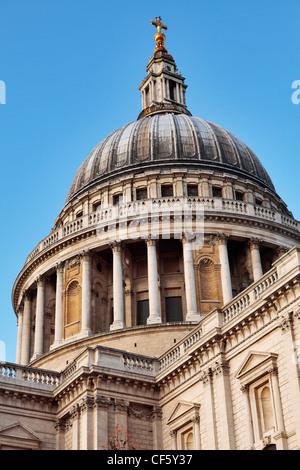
[187,185,198,197]
[162,185,173,197]
[165,297,183,322]
[136,188,148,200]
[145,86,150,107]
[212,186,222,198]
[169,80,177,101]
[137,300,149,325]
[235,191,244,201]
[113,194,123,205]
[93,201,101,211]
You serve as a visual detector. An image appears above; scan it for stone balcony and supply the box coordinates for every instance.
[24,197,300,267]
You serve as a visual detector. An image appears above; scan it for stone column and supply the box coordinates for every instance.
[146,239,161,324]
[249,238,263,282]
[217,234,232,305]
[32,277,45,359]
[53,262,64,347]
[15,307,23,364]
[110,242,125,330]
[81,251,92,336]
[241,385,255,449]
[182,237,201,321]
[21,292,32,365]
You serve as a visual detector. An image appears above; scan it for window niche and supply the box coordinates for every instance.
[236,352,287,450]
[167,402,201,450]
[64,280,81,339]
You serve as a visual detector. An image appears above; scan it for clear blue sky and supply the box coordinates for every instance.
[0,0,299,363]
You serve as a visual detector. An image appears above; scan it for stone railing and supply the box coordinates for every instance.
[0,362,61,389]
[158,247,300,373]
[223,248,299,324]
[24,197,299,266]
[61,346,158,384]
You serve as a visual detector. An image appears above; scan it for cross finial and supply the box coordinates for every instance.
[150,17,168,34]
[150,17,168,53]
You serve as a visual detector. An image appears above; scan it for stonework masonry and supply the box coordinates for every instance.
[1,248,300,450]
[2,19,300,451]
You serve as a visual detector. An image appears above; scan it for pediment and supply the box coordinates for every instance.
[167,401,200,426]
[0,422,41,441]
[236,351,278,381]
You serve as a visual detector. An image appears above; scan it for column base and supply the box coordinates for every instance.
[30,352,42,361]
[79,328,92,337]
[186,312,201,322]
[50,340,64,350]
[147,315,162,325]
[110,321,126,331]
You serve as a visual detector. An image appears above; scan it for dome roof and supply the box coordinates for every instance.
[66,114,275,204]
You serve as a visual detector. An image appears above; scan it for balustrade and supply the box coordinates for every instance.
[22,197,299,267]
[0,362,60,388]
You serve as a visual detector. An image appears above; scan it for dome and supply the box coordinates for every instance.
[66,114,275,204]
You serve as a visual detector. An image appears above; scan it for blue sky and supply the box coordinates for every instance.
[0,0,299,363]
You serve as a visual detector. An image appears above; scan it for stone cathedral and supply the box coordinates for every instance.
[1,18,300,451]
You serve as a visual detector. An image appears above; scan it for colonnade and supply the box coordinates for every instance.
[15,235,265,365]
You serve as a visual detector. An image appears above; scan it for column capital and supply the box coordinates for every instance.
[94,396,110,410]
[110,241,123,252]
[216,233,229,245]
[23,289,32,301]
[55,260,65,272]
[248,238,262,250]
[145,237,157,247]
[276,245,289,257]
[35,275,46,288]
[268,365,279,376]
[16,305,23,316]
[80,249,93,261]
[181,236,193,245]
[240,384,250,394]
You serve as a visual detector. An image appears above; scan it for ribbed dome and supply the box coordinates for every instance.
[66,114,274,203]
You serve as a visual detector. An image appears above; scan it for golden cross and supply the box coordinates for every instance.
[150,17,168,34]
